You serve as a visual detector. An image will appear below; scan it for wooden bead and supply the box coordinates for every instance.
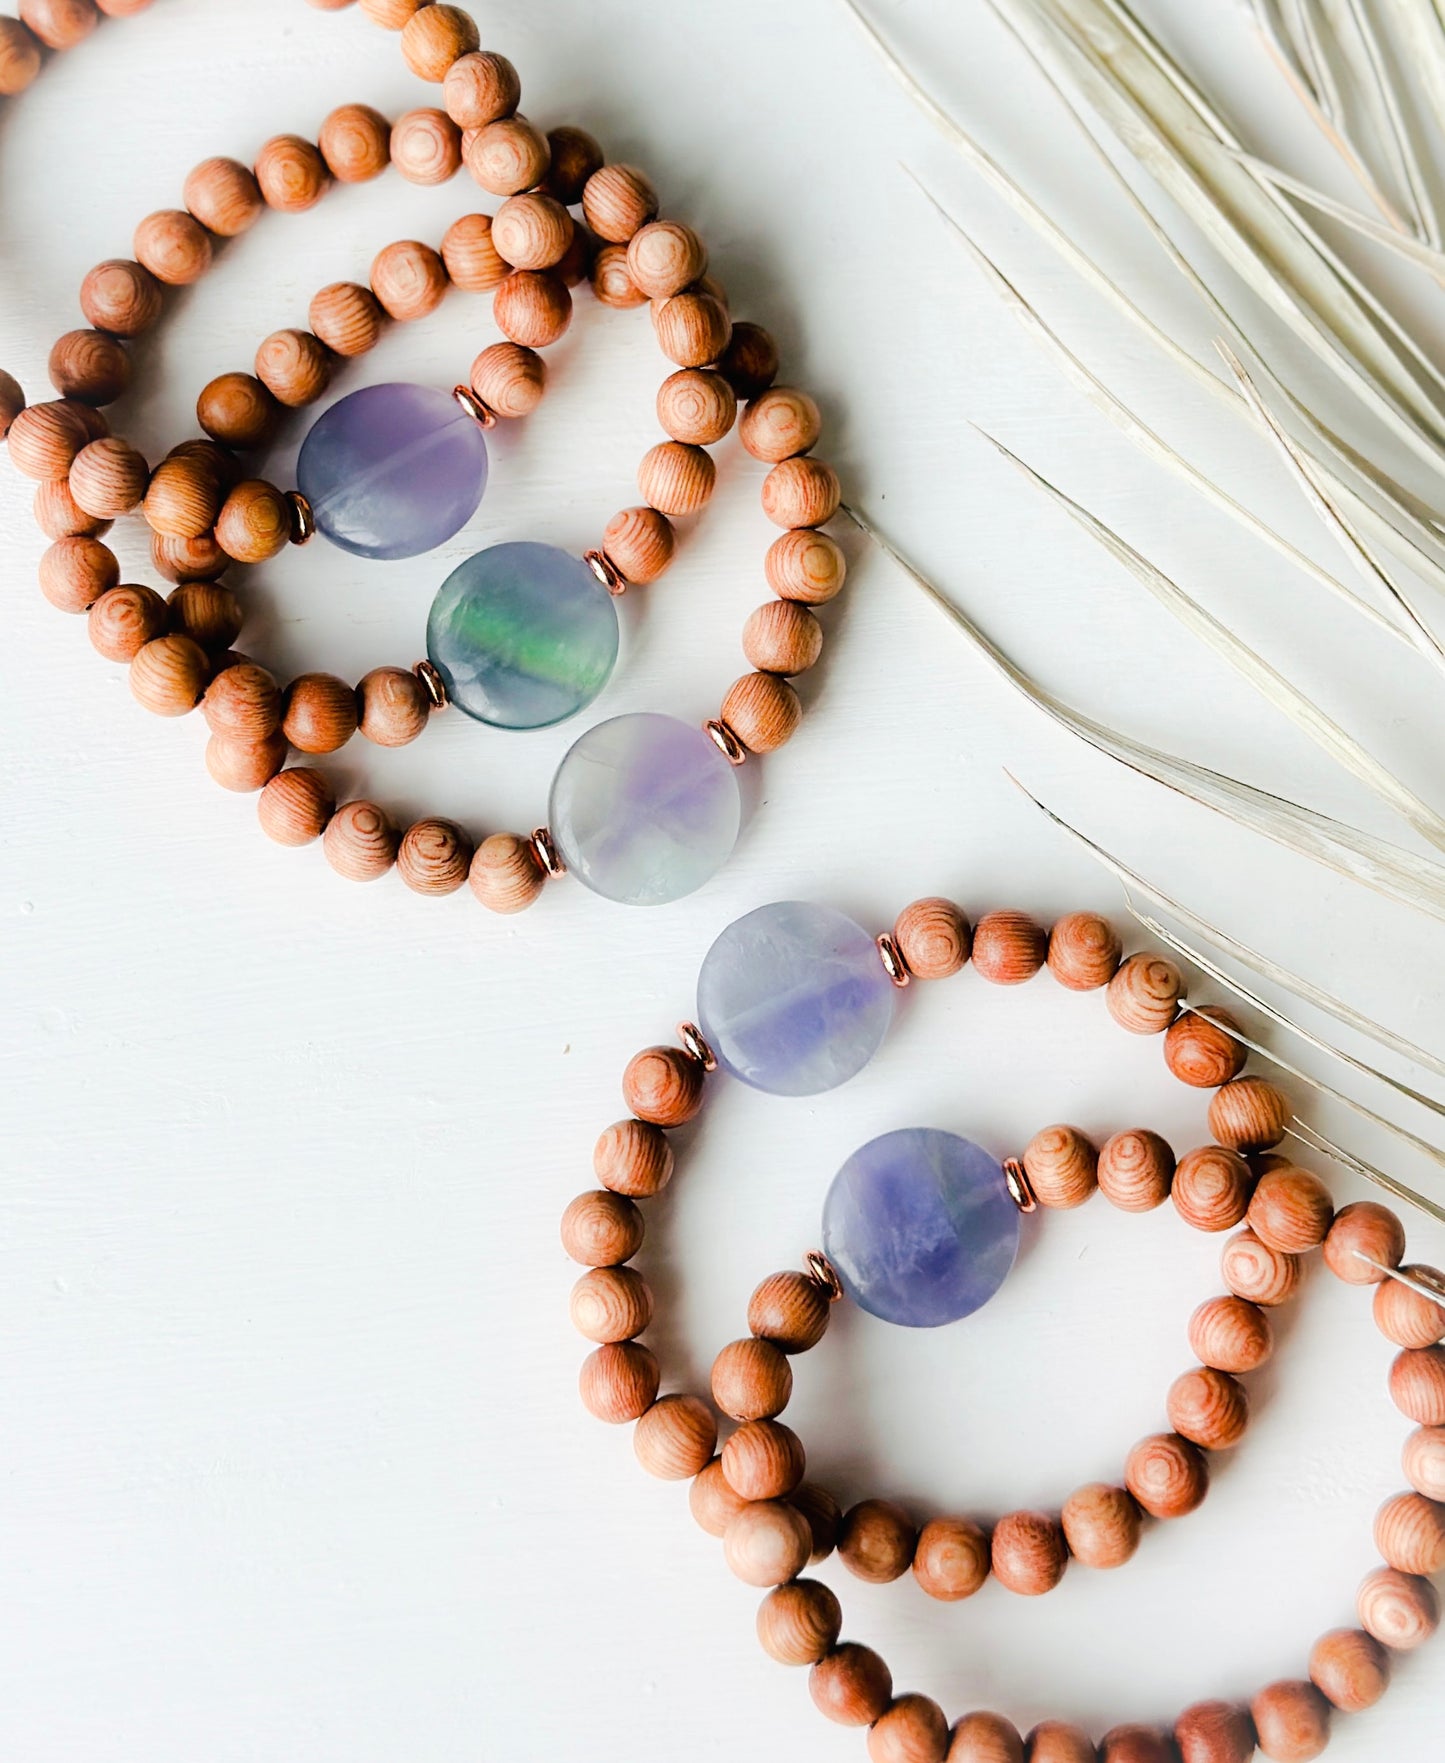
[1023,1125,1098,1210]
[0,17,42,94]
[322,800,398,882]
[838,1499,915,1584]
[1375,1489,1445,1575]
[891,897,969,980]
[1309,1628,1389,1714]
[594,1119,673,1198]
[0,368,26,443]
[396,818,472,896]
[1391,1346,1445,1424]
[1164,1008,1246,1089]
[582,164,658,242]
[766,527,847,604]
[748,1270,830,1353]
[469,832,546,914]
[633,1394,717,1481]
[142,452,222,539]
[39,535,118,612]
[1126,1432,1208,1519]
[88,584,167,662]
[206,731,287,793]
[1172,1145,1254,1233]
[1209,1077,1291,1151]
[1061,1483,1142,1569]
[254,135,329,212]
[400,3,478,79]
[318,104,391,182]
[202,662,280,739]
[718,321,780,398]
[541,124,603,203]
[359,0,426,24]
[130,634,208,716]
[578,1340,659,1424]
[282,674,357,754]
[166,582,242,653]
[602,506,675,584]
[625,220,706,301]
[622,1045,705,1127]
[971,910,1047,984]
[69,437,148,517]
[310,283,385,356]
[1098,1728,1171,1763]
[371,240,448,323]
[569,1265,652,1344]
[740,387,821,463]
[1098,1129,1175,1213]
[470,341,546,420]
[1045,910,1122,990]
[723,1420,805,1501]
[1376,1269,1445,1348]
[712,1337,792,1422]
[184,156,263,237]
[757,1579,841,1667]
[868,1697,949,1763]
[911,1516,990,1602]
[638,441,715,516]
[591,244,647,309]
[129,212,212,295]
[49,329,131,404]
[255,329,331,408]
[36,477,108,540]
[1189,1295,1274,1373]
[7,400,91,480]
[442,213,509,292]
[152,529,227,584]
[391,107,462,185]
[724,1500,812,1588]
[257,768,334,846]
[742,601,822,675]
[791,1481,842,1562]
[1173,1704,1255,1763]
[1250,1682,1329,1763]
[690,1456,748,1537]
[1247,1167,1334,1254]
[720,671,802,753]
[1026,1724,1098,1763]
[761,455,840,528]
[216,480,292,563]
[559,1189,643,1267]
[990,1510,1067,1595]
[947,1712,1023,1763]
[18,0,95,47]
[810,1643,893,1726]
[443,49,520,129]
[654,290,731,368]
[492,193,573,271]
[466,114,549,194]
[1358,1565,1439,1650]
[1222,1229,1301,1307]
[1106,952,1183,1035]
[356,666,430,747]
[1323,1202,1406,1285]
[197,373,279,449]
[657,369,737,445]
[1404,1427,1445,1500]
[494,270,571,347]
[1168,1367,1249,1450]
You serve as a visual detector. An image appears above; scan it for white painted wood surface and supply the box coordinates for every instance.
[1,3,1441,1757]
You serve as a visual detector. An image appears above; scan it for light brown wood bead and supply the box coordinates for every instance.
[991,1510,1067,1596]
[838,1500,915,1584]
[740,386,822,464]
[947,1712,1024,1763]
[152,529,228,584]
[810,1643,893,1726]
[723,1420,806,1502]
[633,1393,716,1481]
[712,1337,792,1422]
[602,506,675,584]
[0,17,42,93]
[1209,1077,1291,1151]
[889,897,968,981]
[142,452,222,539]
[254,135,329,213]
[637,441,715,516]
[1391,1346,1445,1425]
[1247,1167,1334,1255]
[1164,1008,1247,1089]
[257,767,334,846]
[761,455,841,529]
[623,220,705,301]
[690,1456,748,1537]
[1046,910,1123,991]
[49,329,131,404]
[578,1340,659,1424]
[39,535,118,612]
[536,123,601,204]
[318,104,391,182]
[216,480,292,563]
[1126,1432,1208,1519]
[656,369,737,445]
[791,1481,842,1562]
[493,271,571,347]
[1023,1125,1098,1210]
[370,241,449,323]
[468,342,544,421]
[360,0,426,24]
[310,283,385,356]
[568,1264,653,1344]
[491,193,573,271]
[591,244,647,309]
[391,107,462,185]
[322,800,399,882]
[971,910,1047,984]
[78,258,161,338]
[466,113,549,194]
[282,673,357,754]
[18,0,95,48]
[912,1516,990,1602]
[442,213,509,292]
[202,662,280,739]
[594,1119,673,1199]
[720,671,802,754]
[1098,1129,1175,1213]
[621,1045,705,1127]
[559,1189,643,1267]
[1250,1682,1329,1763]
[653,290,731,369]
[88,584,167,662]
[7,400,91,480]
[1189,1295,1274,1374]
[469,832,546,914]
[69,438,148,517]
[742,601,822,676]
[400,2,478,78]
[356,665,430,747]
[1222,1229,1301,1308]
[442,48,519,129]
[1323,1202,1406,1285]
[1358,1566,1440,1650]
[581,163,658,242]
[396,817,472,896]
[748,1271,830,1354]
[765,527,847,606]
[197,373,279,449]
[868,1697,950,1763]
[1309,1629,1390,1714]
[1172,1145,1254,1234]
[1404,1427,1445,1500]
[130,210,212,290]
[1168,1366,1249,1450]
[255,329,331,408]
[725,1500,812,1588]
[1061,1483,1142,1569]
[1375,1490,1445,1576]
[130,633,208,715]
[167,582,242,653]
[1098,1728,1172,1763]
[206,731,287,793]
[1106,952,1183,1035]
[1026,1723,1098,1763]
[1376,1269,1445,1348]
[757,1579,841,1667]
[36,477,109,541]
[184,156,263,237]
[1173,1703,1255,1763]
[714,321,778,400]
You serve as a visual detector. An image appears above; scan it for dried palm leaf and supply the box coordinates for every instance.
[1288,1115,1445,1226]
[1229,147,1445,273]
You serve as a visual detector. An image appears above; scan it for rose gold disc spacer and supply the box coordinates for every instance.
[585,549,627,596]
[286,490,315,545]
[1004,1157,1038,1214]
[676,1021,718,1072]
[876,932,911,988]
[704,719,747,766]
[413,659,449,711]
[453,384,497,429]
[530,826,566,879]
[803,1250,844,1303]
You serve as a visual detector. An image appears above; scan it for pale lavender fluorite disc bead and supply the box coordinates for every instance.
[823,1129,1020,1328]
[297,382,489,560]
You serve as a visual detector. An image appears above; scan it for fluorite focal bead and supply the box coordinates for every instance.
[549,712,741,906]
[823,1129,1020,1328]
[297,383,489,560]
[427,542,619,730]
[696,901,896,1096]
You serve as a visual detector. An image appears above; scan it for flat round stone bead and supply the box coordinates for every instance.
[549,711,741,906]
[823,1129,1020,1328]
[427,541,619,729]
[697,900,895,1096]
[297,382,488,560]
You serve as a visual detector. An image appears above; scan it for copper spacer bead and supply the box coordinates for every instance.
[704,718,747,766]
[531,826,567,879]
[286,489,315,545]
[676,1021,718,1072]
[585,548,627,595]
[876,933,911,988]
[453,383,497,429]
[803,1251,844,1303]
[1004,1157,1039,1214]
[413,658,449,710]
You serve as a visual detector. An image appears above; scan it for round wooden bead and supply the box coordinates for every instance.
[1173,1702,1255,1763]
[1061,1483,1142,1569]
[255,329,331,408]
[1323,1202,1406,1285]
[720,671,802,753]
[762,531,847,609]
[400,3,478,79]
[632,1394,717,1481]
[723,1420,805,1501]
[491,193,573,272]
[206,731,287,793]
[68,438,148,517]
[1222,1229,1301,1307]
[442,214,509,292]
[581,164,658,242]
[129,211,212,294]
[1309,1628,1389,1714]
[725,1500,812,1588]
[356,666,430,747]
[559,1189,643,1267]
[49,329,131,405]
[991,1510,1067,1596]
[39,535,118,612]
[143,452,222,538]
[625,221,707,300]
[467,832,545,914]
[912,1516,990,1602]
[1404,1427,1445,1500]
[718,321,780,398]
[1209,1077,1291,1151]
[1376,1271,1445,1349]
[657,369,737,445]
[257,768,334,846]
[152,529,228,584]
[948,1712,1024,1763]
[1172,1145,1253,1234]
[282,674,357,754]
[654,291,731,369]
[578,1340,659,1424]
[740,387,821,463]
[184,156,263,236]
[1248,1167,1334,1254]
[569,1265,652,1344]
[538,123,603,203]
[396,817,472,896]
[1046,910,1122,991]
[892,897,970,981]
[622,1045,705,1127]
[88,584,167,662]
[254,135,329,212]
[0,18,42,93]
[468,341,545,421]
[742,601,822,675]
[359,0,426,24]
[7,400,91,480]
[792,1482,841,1562]
[36,477,109,540]
[202,662,280,739]
[392,108,462,185]
[602,507,675,584]
[1023,1125,1098,1211]
[637,441,715,518]
[371,240,448,322]
[810,1643,893,1726]
[1125,1432,1208,1519]
[1099,1727,1172,1763]
[867,1697,950,1763]
[130,634,208,716]
[18,0,95,47]
[197,373,279,449]
[318,104,391,182]
[747,1271,830,1353]
[216,481,292,563]
[1164,1008,1246,1089]
[1391,1347,1445,1425]
[1168,1367,1249,1450]
[591,244,646,309]
[466,114,548,194]
[594,1119,673,1199]
[1250,1681,1329,1763]
[838,1500,915,1584]
[712,1337,792,1422]
[1358,1565,1439,1650]
[322,800,398,882]
[1106,953,1183,1035]
[0,369,27,443]
[1374,1490,1445,1575]
[761,456,841,529]
[310,282,385,356]
[757,1579,841,1667]
[690,1457,747,1537]
[1026,1724,1098,1763]
[1189,1295,1274,1374]
[1098,1130,1175,1213]
[972,910,1047,984]
[443,49,520,129]
[493,271,571,347]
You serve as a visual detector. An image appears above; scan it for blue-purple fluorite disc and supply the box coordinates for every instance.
[297,383,489,560]
[823,1129,1020,1328]
[697,901,896,1096]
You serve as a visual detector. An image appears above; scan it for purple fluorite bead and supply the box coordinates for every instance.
[297,382,489,561]
[823,1129,1020,1328]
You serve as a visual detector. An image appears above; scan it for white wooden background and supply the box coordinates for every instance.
[1,2,1442,1758]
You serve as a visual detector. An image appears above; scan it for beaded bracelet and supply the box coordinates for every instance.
[0,0,846,908]
[565,896,1445,1763]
